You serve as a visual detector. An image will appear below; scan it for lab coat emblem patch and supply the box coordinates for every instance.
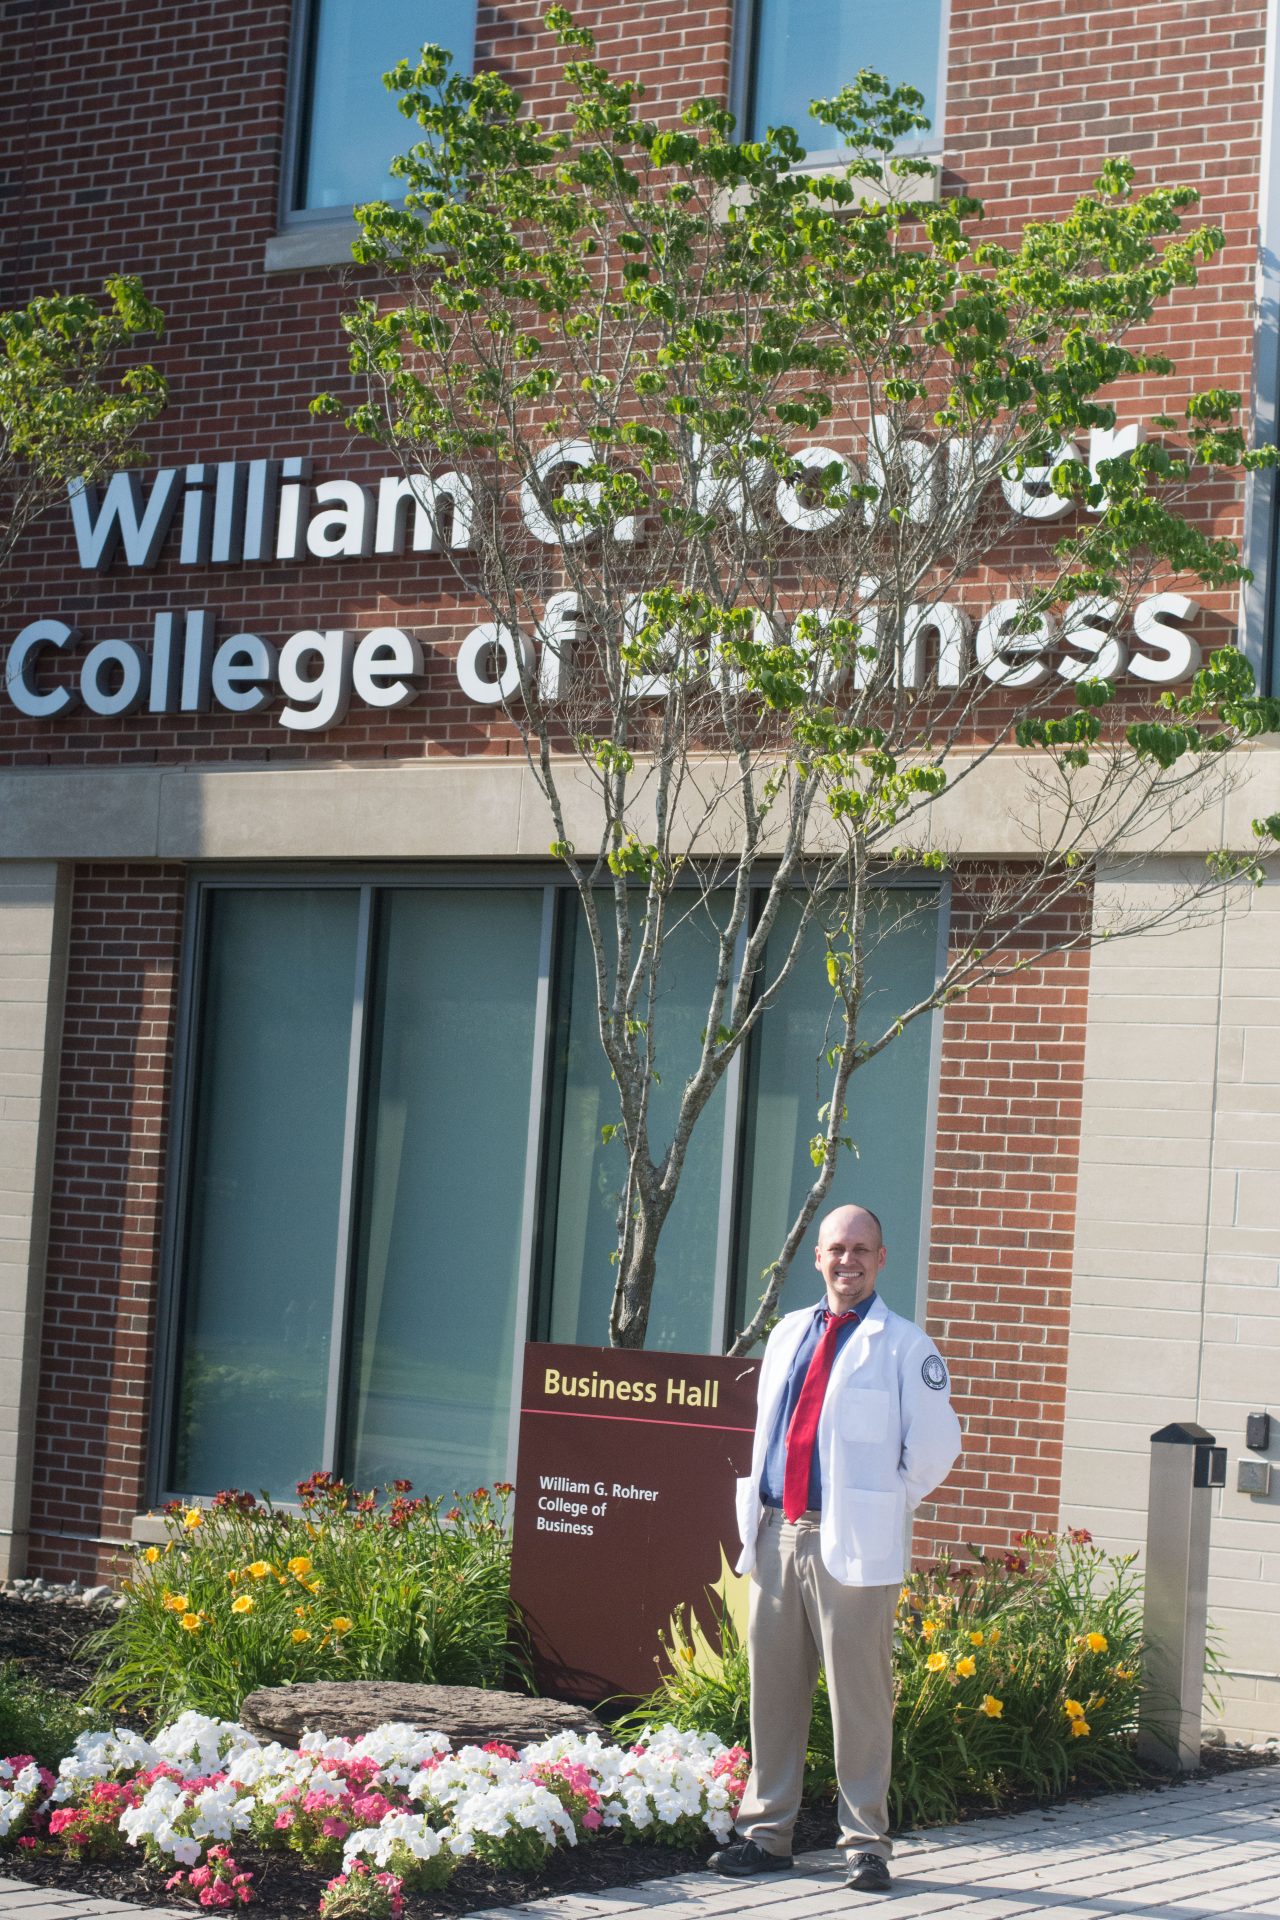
[921,1354,948,1391]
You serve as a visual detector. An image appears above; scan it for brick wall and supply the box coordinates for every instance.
[26,865,184,1581]
[917,877,1092,1559]
[0,0,1265,767]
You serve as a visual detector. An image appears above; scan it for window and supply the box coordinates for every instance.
[285,0,478,220]
[157,874,942,1502]
[740,0,946,160]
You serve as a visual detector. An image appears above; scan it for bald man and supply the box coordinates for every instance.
[711,1205,961,1895]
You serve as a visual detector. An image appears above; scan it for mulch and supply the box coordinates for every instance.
[0,1592,1274,1914]
[0,1592,104,1700]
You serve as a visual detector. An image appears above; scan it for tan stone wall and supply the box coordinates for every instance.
[1061,859,1280,1742]
[0,863,69,1579]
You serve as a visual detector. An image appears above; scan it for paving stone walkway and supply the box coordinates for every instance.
[0,1765,1276,1919]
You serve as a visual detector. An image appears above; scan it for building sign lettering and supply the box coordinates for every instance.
[4,423,1203,732]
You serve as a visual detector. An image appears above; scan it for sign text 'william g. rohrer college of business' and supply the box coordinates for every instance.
[6,426,1208,734]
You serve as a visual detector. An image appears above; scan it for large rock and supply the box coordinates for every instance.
[238,1681,604,1750]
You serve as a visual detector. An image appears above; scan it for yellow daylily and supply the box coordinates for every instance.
[180,1612,202,1633]
[921,1618,940,1639]
[142,1546,160,1565]
[955,1656,977,1678]
[162,1591,189,1613]
[925,1652,947,1673]
[231,1595,254,1615]
[1064,1699,1085,1721]
[305,1580,322,1594]
[987,1628,1001,1645]
[287,1555,312,1579]
[247,1561,272,1580]
[330,1617,353,1634]
[968,1630,985,1647]
[1085,1631,1108,1654]
[183,1508,203,1531]
[980,1695,1003,1718]
[1070,1719,1091,1738]
[292,1627,312,1644]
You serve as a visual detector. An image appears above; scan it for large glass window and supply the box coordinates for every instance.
[732,889,938,1328]
[290,0,477,215]
[745,0,945,157]
[538,895,729,1353]
[343,889,542,1490]
[163,877,941,1501]
[169,889,360,1497]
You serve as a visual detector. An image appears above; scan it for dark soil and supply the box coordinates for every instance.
[3,1827,727,1916]
[0,1593,105,1698]
[1,1591,1275,1914]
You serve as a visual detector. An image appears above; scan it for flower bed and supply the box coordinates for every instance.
[625,1530,1147,1827]
[0,1712,748,1914]
[83,1478,517,1724]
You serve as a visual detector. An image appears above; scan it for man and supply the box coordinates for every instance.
[711,1204,961,1895]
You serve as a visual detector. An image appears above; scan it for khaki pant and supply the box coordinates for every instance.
[735,1507,896,1860]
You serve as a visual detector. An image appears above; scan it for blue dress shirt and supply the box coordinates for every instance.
[760,1293,877,1512]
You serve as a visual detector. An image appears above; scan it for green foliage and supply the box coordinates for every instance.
[319,8,1279,1350]
[0,276,166,569]
[80,1476,521,1725]
[622,1532,1146,1829]
[0,1662,94,1769]
[326,4,1280,888]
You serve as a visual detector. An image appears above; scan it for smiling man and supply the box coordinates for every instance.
[712,1204,961,1896]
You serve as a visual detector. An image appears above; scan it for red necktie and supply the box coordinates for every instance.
[783,1311,855,1522]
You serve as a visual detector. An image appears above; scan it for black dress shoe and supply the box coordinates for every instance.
[708,1839,794,1876]
[845,1851,891,1893]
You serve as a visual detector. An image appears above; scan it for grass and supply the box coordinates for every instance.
[0,1662,94,1770]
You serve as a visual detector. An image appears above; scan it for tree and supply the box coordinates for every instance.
[0,275,166,583]
[319,10,1280,1350]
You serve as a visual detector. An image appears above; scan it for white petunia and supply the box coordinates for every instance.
[342,1809,448,1870]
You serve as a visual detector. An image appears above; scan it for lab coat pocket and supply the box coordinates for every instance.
[842,1486,902,1566]
[735,1474,758,1543]
[837,1385,891,1445]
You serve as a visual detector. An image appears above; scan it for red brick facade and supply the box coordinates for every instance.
[0,1,1263,768]
[922,945,1090,1562]
[1,1,1269,1575]
[29,867,185,1581]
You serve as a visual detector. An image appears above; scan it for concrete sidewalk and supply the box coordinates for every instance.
[0,1765,1276,1918]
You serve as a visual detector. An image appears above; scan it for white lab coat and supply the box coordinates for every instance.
[734,1296,962,1587]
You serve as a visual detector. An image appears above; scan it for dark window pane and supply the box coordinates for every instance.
[343,889,543,1494]
[297,0,477,211]
[749,0,942,153]
[542,894,729,1353]
[733,889,939,1326]
[171,889,360,1496]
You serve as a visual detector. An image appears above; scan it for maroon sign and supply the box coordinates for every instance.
[510,1342,760,1701]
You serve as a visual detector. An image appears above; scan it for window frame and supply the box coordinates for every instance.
[148,863,948,1508]
[730,0,951,166]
